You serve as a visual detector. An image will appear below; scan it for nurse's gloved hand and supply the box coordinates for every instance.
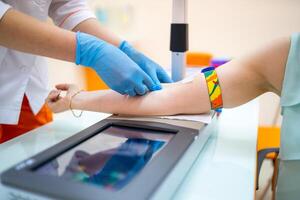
[119,41,173,87]
[75,32,159,96]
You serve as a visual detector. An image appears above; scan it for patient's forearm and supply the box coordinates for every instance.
[72,80,211,116]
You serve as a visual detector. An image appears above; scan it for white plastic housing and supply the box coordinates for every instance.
[171,0,188,81]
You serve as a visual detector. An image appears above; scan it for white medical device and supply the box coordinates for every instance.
[1,116,216,200]
[171,0,188,81]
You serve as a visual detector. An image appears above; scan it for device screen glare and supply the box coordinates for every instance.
[35,126,174,190]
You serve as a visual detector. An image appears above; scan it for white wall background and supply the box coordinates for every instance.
[49,0,300,126]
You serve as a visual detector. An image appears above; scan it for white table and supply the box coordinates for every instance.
[0,100,258,200]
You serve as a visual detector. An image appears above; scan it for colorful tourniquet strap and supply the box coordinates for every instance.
[201,67,223,110]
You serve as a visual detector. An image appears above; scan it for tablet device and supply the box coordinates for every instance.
[1,118,206,200]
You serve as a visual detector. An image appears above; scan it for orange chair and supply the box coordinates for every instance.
[256,126,280,192]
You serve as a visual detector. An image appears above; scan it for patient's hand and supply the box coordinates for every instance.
[46,84,80,113]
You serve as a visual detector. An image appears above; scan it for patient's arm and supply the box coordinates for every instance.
[46,37,290,115]
[78,78,211,115]
[47,80,211,116]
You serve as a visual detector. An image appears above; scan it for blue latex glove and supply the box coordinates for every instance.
[75,32,160,96]
[119,41,173,87]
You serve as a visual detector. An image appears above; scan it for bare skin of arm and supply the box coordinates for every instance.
[73,18,122,47]
[46,37,290,116]
[0,9,76,62]
[0,10,123,63]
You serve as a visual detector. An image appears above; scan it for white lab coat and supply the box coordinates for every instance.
[0,0,95,124]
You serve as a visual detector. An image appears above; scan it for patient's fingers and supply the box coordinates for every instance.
[46,83,80,113]
[55,84,70,91]
[47,90,61,102]
[46,89,69,113]
[56,84,80,97]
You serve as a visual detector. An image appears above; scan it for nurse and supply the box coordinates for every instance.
[48,34,300,199]
[0,1,171,143]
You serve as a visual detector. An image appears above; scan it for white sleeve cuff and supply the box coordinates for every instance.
[0,2,11,19]
[60,10,96,30]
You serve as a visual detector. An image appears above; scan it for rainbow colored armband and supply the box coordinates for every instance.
[201,67,223,111]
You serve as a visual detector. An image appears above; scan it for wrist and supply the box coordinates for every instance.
[75,32,107,66]
[70,91,85,110]
[75,32,81,65]
[116,39,123,48]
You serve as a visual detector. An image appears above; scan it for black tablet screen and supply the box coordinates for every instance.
[35,125,174,191]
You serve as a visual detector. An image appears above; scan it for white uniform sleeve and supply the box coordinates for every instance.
[0,1,11,19]
[49,0,96,30]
